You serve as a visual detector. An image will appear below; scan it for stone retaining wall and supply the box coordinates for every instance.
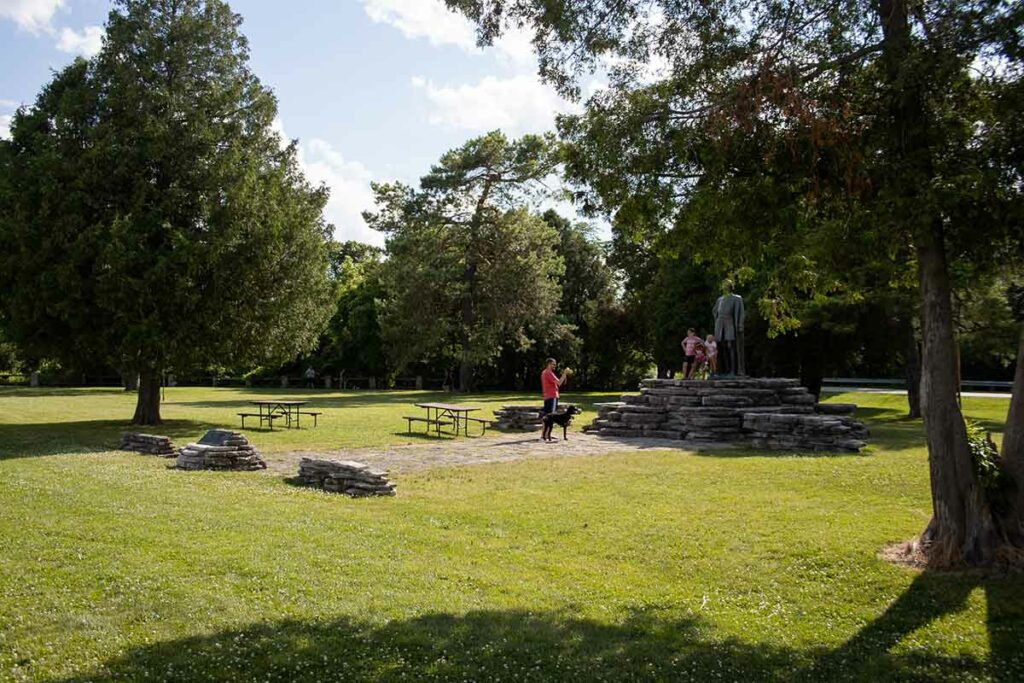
[120,433,176,457]
[297,458,396,497]
[584,378,868,452]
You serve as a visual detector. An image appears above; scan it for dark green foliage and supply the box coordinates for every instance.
[0,0,334,419]
[965,420,1003,492]
[317,242,387,377]
[1009,284,1024,323]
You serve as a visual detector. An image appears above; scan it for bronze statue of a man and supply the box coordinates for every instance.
[713,281,746,376]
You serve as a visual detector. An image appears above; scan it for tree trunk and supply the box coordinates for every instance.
[917,228,992,565]
[901,314,922,419]
[459,259,476,393]
[877,0,997,565]
[132,371,162,425]
[1001,323,1024,543]
[458,357,474,393]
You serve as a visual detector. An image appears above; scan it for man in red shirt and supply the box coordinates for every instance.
[540,358,569,442]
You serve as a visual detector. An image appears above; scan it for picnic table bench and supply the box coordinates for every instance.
[403,415,453,434]
[408,402,487,437]
[237,412,284,430]
[241,400,320,430]
[299,411,323,427]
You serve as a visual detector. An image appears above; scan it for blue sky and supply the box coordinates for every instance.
[0,0,597,245]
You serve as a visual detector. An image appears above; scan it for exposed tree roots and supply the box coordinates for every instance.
[882,539,1024,574]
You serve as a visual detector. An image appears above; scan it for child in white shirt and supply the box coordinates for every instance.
[705,335,718,376]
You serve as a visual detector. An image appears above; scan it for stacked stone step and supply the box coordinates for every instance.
[586,378,869,452]
[119,432,176,457]
[492,404,577,432]
[175,429,266,471]
[743,413,869,452]
[297,458,396,497]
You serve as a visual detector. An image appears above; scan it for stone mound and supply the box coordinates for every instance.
[492,403,578,432]
[120,433,176,457]
[297,458,396,497]
[175,429,266,471]
[584,378,869,452]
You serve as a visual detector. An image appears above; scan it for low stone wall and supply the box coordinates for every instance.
[120,433,176,457]
[175,430,266,471]
[584,378,869,452]
[492,404,577,432]
[297,458,396,497]
[743,413,868,451]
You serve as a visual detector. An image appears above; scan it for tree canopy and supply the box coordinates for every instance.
[0,0,334,423]
[365,131,565,391]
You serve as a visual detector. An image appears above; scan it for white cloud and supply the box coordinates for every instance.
[0,0,63,33]
[412,74,578,135]
[274,119,380,246]
[56,25,102,57]
[300,138,382,246]
[362,0,476,51]
[361,0,534,67]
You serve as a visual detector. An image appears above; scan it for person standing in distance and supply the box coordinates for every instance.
[540,358,570,442]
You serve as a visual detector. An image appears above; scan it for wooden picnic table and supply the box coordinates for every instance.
[242,400,317,430]
[412,402,485,437]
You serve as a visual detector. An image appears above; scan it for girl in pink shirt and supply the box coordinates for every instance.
[681,328,704,379]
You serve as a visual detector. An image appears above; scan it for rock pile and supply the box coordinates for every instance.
[743,413,868,451]
[119,433,176,457]
[175,429,266,471]
[492,404,577,431]
[297,458,396,497]
[584,378,869,452]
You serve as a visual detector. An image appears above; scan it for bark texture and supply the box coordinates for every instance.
[132,371,162,425]
[916,227,992,564]
[901,315,922,419]
[1001,324,1024,544]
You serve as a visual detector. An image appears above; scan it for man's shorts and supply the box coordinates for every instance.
[683,355,696,364]
[542,398,559,415]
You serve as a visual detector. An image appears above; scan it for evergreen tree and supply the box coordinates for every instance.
[0,0,334,424]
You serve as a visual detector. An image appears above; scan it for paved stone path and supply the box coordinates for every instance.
[268,432,727,476]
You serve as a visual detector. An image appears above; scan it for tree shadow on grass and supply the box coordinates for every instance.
[48,585,1023,683]
[42,610,799,682]
[174,390,615,412]
[811,570,1024,682]
[0,387,128,398]
[0,419,209,459]
[390,431,461,441]
[866,416,1005,454]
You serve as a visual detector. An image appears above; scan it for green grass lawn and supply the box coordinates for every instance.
[0,386,1021,682]
[0,386,621,458]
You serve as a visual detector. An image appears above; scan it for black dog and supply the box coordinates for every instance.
[541,405,583,442]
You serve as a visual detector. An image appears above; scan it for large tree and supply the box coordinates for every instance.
[316,241,387,380]
[365,131,564,391]
[447,0,1024,566]
[0,0,334,424]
